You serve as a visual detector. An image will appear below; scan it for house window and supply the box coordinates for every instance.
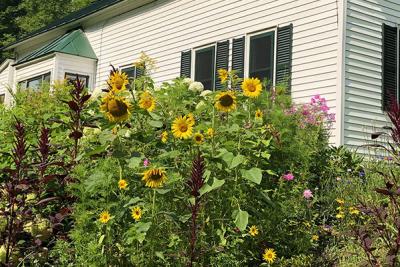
[121,66,136,88]
[194,46,215,90]
[18,72,51,90]
[65,73,89,88]
[0,94,5,104]
[248,31,275,86]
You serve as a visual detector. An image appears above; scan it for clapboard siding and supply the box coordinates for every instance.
[83,0,340,142]
[0,61,11,105]
[344,0,400,150]
[15,57,55,82]
[54,53,97,88]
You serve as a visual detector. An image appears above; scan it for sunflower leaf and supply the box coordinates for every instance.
[241,168,263,184]
[127,156,142,169]
[230,154,246,168]
[148,120,163,128]
[234,209,249,231]
[199,178,225,196]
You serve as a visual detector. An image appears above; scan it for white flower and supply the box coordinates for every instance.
[200,90,212,97]
[189,81,204,92]
[183,78,193,85]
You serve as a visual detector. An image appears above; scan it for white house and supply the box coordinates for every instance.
[0,0,398,152]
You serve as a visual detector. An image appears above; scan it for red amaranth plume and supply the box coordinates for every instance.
[187,154,205,197]
[387,101,400,146]
[37,127,51,178]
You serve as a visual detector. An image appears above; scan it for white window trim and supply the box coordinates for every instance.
[120,64,137,78]
[244,27,277,88]
[191,43,217,90]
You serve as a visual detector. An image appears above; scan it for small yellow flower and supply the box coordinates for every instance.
[206,128,215,138]
[248,225,259,237]
[99,211,111,224]
[311,235,319,242]
[187,113,195,126]
[131,207,142,221]
[118,179,128,190]
[349,207,360,215]
[335,198,345,205]
[262,248,277,264]
[336,212,345,219]
[172,115,194,139]
[161,131,168,143]
[193,132,204,145]
[336,206,344,212]
[108,70,129,92]
[218,69,229,83]
[255,109,263,119]
[241,78,262,98]
[139,91,156,112]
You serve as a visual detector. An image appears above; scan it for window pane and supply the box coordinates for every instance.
[195,47,215,90]
[19,81,27,90]
[27,78,41,90]
[249,32,274,85]
[121,67,136,89]
[43,73,51,83]
[0,94,5,104]
[65,73,89,88]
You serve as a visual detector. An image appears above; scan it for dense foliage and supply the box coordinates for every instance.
[0,54,399,266]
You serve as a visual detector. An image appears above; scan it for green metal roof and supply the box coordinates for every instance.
[16,29,97,64]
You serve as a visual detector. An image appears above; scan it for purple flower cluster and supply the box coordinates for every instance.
[286,95,336,128]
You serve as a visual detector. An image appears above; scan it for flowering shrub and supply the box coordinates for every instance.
[0,53,356,266]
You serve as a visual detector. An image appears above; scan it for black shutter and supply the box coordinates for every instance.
[180,51,191,78]
[276,24,293,92]
[232,36,245,81]
[382,24,398,111]
[135,67,144,78]
[215,40,230,90]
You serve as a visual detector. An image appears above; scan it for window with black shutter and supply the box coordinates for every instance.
[382,24,398,110]
[121,66,136,87]
[215,40,229,90]
[194,46,215,90]
[249,31,275,87]
[276,24,293,91]
[180,51,191,78]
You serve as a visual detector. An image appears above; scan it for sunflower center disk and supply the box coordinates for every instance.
[108,99,128,116]
[248,84,256,92]
[150,173,163,181]
[115,77,124,89]
[179,123,188,132]
[220,95,234,107]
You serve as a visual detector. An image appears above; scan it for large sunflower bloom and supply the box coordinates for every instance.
[215,91,237,112]
[172,115,194,139]
[139,91,156,112]
[241,78,262,98]
[142,168,167,188]
[100,93,131,122]
[108,70,129,92]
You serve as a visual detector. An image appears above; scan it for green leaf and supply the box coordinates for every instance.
[149,112,161,120]
[85,145,108,157]
[125,222,152,244]
[155,188,171,195]
[221,152,234,166]
[98,234,105,245]
[261,138,272,147]
[148,120,163,128]
[234,209,249,231]
[261,151,271,159]
[241,168,263,184]
[127,157,142,169]
[123,197,141,207]
[230,154,246,168]
[199,178,225,196]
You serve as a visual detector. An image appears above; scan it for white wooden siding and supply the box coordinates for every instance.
[15,57,55,83]
[345,0,400,153]
[54,53,97,88]
[83,0,340,143]
[0,60,13,105]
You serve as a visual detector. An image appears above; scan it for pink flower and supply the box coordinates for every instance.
[283,172,294,181]
[303,189,313,199]
[320,105,329,112]
[143,158,150,167]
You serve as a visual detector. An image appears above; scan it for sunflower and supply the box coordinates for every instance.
[262,248,277,264]
[142,168,167,188]
[161,131,168,143]
[193,132,204,144]
[248,225,259,237]
[171,115,194,139]
[255,109,263,119]
[215,91,237,112]
[218,69,229,83]
[241,78,262,98]
[99,211,111,224]
[206,128,215,138]
[109,70,129,92]
[311,235,319,242]
[100,94,131,122]
[118,179,128,190]
[131,207,142,221]
[139,91,156,112]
